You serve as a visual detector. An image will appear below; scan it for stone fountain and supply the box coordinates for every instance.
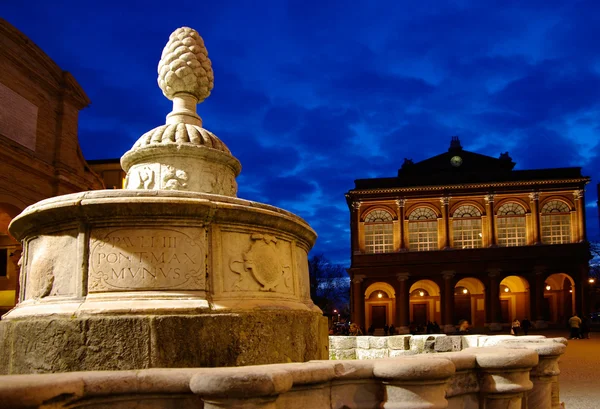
[0,27,327,374]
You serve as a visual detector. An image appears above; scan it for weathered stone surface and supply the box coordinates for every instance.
[356,336,370,349]
[356,348,389,360]
[387,335,411,350]
[82,317,151,371]
[151,311,327,368]
[1,311,326,374]
[389,349,418,358]
[410,335,435,352]
[461,335,481,349]
[329,336,357,351]
[369,337,388,349]
[0,320,13,374]
[10,318,87,374]
[435,336,463,352]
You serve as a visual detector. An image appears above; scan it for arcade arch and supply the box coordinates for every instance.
[454,277,485,328]
[499,275,530,323]
[364,282,395,330]
[544,273,575,324]
[409,279,440,325]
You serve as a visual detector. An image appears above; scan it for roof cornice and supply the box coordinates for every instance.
[348,177,591,196]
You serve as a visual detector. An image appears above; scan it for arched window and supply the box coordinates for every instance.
[496,202,526,247]
[452,205,483,249]
[364,209,394,253]
[541,200,571,244]
[408,207,438,251]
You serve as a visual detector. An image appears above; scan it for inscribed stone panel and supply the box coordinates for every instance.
[88,227,205,292]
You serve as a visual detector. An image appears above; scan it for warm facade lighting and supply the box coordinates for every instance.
[463,288,468,294]
[378,292,382,298]
[569,289,573,293]
[589,278,596,284]
[546,285,551,291]
[419,291,424,297]
[504,287,509,293]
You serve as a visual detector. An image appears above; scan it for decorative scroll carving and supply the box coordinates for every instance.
[484,194,495,204]
[230,234,292,292]
[352,201,362,211]
[440,197,451,206]
[573,190,584,200]
[396,199,406,208]
[528,192,540,201]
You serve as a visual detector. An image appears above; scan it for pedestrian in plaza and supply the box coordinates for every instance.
[521,318,532,335]
[389,324,396,335]
[568,313,582,339]
[383,324,389,336]
[581,316,591,339]
[457,319,470,334]
[511,318,521,335]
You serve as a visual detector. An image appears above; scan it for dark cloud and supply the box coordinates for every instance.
[2,0,600,265]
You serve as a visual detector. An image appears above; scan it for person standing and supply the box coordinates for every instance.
[511,318,521,335]
[568,314,582,339]
[521,318,532,335]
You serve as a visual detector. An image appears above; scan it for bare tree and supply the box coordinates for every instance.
[308,254,350,317]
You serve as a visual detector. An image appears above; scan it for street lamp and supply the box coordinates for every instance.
[589,278,596,284]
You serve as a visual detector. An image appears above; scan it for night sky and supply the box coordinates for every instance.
[3,1,600,265]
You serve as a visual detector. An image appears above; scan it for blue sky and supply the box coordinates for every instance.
[3,1,600,264]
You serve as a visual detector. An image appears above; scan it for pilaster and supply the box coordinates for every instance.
[440,196,451,249]
[529,192,541,245]
[484,194,496,247]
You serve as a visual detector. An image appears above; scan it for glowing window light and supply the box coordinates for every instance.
[419,291,424,297]
[378,292,383,298]
[504,287,509,293]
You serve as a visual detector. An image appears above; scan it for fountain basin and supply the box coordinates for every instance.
[0,189,328,373]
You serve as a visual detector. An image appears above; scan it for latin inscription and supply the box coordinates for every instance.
[89,228,205,292]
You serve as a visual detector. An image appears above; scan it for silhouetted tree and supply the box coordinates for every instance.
[308,254,350,317]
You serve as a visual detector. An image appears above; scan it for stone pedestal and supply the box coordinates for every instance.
[1,190,327,374]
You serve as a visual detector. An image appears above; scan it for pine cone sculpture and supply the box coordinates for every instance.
[158,27,214,102]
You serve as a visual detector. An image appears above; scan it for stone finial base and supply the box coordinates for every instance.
[0,311,328,374]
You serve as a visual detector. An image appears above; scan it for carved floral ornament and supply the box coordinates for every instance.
[230,234,292,292]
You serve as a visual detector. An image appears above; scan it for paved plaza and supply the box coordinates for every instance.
[527,329,600,408]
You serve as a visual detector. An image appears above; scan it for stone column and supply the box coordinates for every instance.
[191,367,293,409]
[373,357,454,409]
[396,199,406,251]
[574,190,585,242]
[442,271,455,333]
[577,264,589,316]
[469,347,538,409]
[350,200,362,254]
[488,269,502,331]
[529,192,541,245]
[352,274,365,329]
[484,194,496,246]
[396,273,410,334]
[440,197,451,249]
[534,267,547,329]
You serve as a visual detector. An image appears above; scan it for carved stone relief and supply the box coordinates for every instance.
[227,233,293,294]
[88,227,205,292]
[162,165,188,190]
[295,245,311,301]
[25,233,78,300]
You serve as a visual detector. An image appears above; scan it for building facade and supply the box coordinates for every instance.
[346,137,591,333]
[0,19,104,314]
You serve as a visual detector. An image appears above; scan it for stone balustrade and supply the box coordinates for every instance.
[0,335,566,409]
